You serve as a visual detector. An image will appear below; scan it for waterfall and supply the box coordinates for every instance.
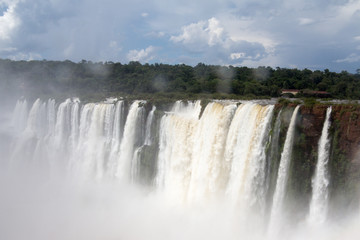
[5,97,360,240]
[11,99,44,165]
[155,100,202,202]
[155,101,275,206]
[266,109,282,206]
[130,105,157,183]
[116,101,145,181]
[144,106,156,146]
[53,99,72,153]
[47,99,56,137]
[107,101,124,177]
[12,99,28,134]
[268,105,300,236]
[308,106,332,225]
[187,102,237,203]
[79,104,112,179]
[225,104,274,212]
[68,100,79,156]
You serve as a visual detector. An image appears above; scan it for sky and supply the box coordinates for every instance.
[0,0,360,72]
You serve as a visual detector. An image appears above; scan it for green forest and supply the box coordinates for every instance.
[1,58,360,101]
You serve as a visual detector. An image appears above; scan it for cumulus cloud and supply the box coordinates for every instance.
[170,18,225,51]
[0,0,359,71]
[0,0,155,62]
[0,0,20,41]
[170,17,274,65]
[127,46,156,62]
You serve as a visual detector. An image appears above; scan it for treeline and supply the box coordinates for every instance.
[1,58,360,100]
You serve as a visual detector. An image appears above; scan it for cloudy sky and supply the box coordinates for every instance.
[0,0,360,72]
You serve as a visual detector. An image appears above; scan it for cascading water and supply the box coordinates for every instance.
[225,103,274,212]
[156,100,202,202]
[107,100,124,177]
[268,105,300,236]
[116,100,145,181]
[187,102,237,203]
[12,99,28,134]
[144,106,156,146]
[265,109,282,207]
[3,98,359,240]
[307,106,332,225]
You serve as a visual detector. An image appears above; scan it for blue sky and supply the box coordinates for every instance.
[0,0,360,72]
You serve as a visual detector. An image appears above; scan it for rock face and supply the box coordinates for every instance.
[332,105,360,161]
[294,104,360,180]
[284,103,360,217]
[330,105,360,209]
[300,105,327,138]
[271,103,360,219]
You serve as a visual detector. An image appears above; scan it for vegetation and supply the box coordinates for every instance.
[1,59,360,101]
[303,98,318,107]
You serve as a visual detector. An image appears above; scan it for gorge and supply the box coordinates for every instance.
[1,98,360,240]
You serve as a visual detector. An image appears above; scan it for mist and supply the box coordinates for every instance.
[1,97,360,240]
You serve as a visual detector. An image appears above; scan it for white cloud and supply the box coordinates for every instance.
[336,53,360,63]
[336,0,360,21]
[170,18,225,50]
[207,18,224,46]
[170,17,276,65]
[127,46,156,62]
[0,1,20,41]
[0,0,156,62]
[222,17,277,54]
[170,17,272,51]
[230,52,246,60]
[240,54,284,68]
[229,52,262,61]
[0,0,359,71]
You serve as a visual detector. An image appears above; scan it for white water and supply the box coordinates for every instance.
[187,102,237,203]
[144,106,156,146]
[107,100,124,177]
[11,99,28,133]
[265,109,283,200]
[156,100,202,202]
[268,105,300,236]
[225,103,274,213]
[3,99,359,240]
[308,106,332,225]
[116,100,145,181]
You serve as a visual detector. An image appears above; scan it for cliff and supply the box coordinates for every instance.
[277,103,360,218]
